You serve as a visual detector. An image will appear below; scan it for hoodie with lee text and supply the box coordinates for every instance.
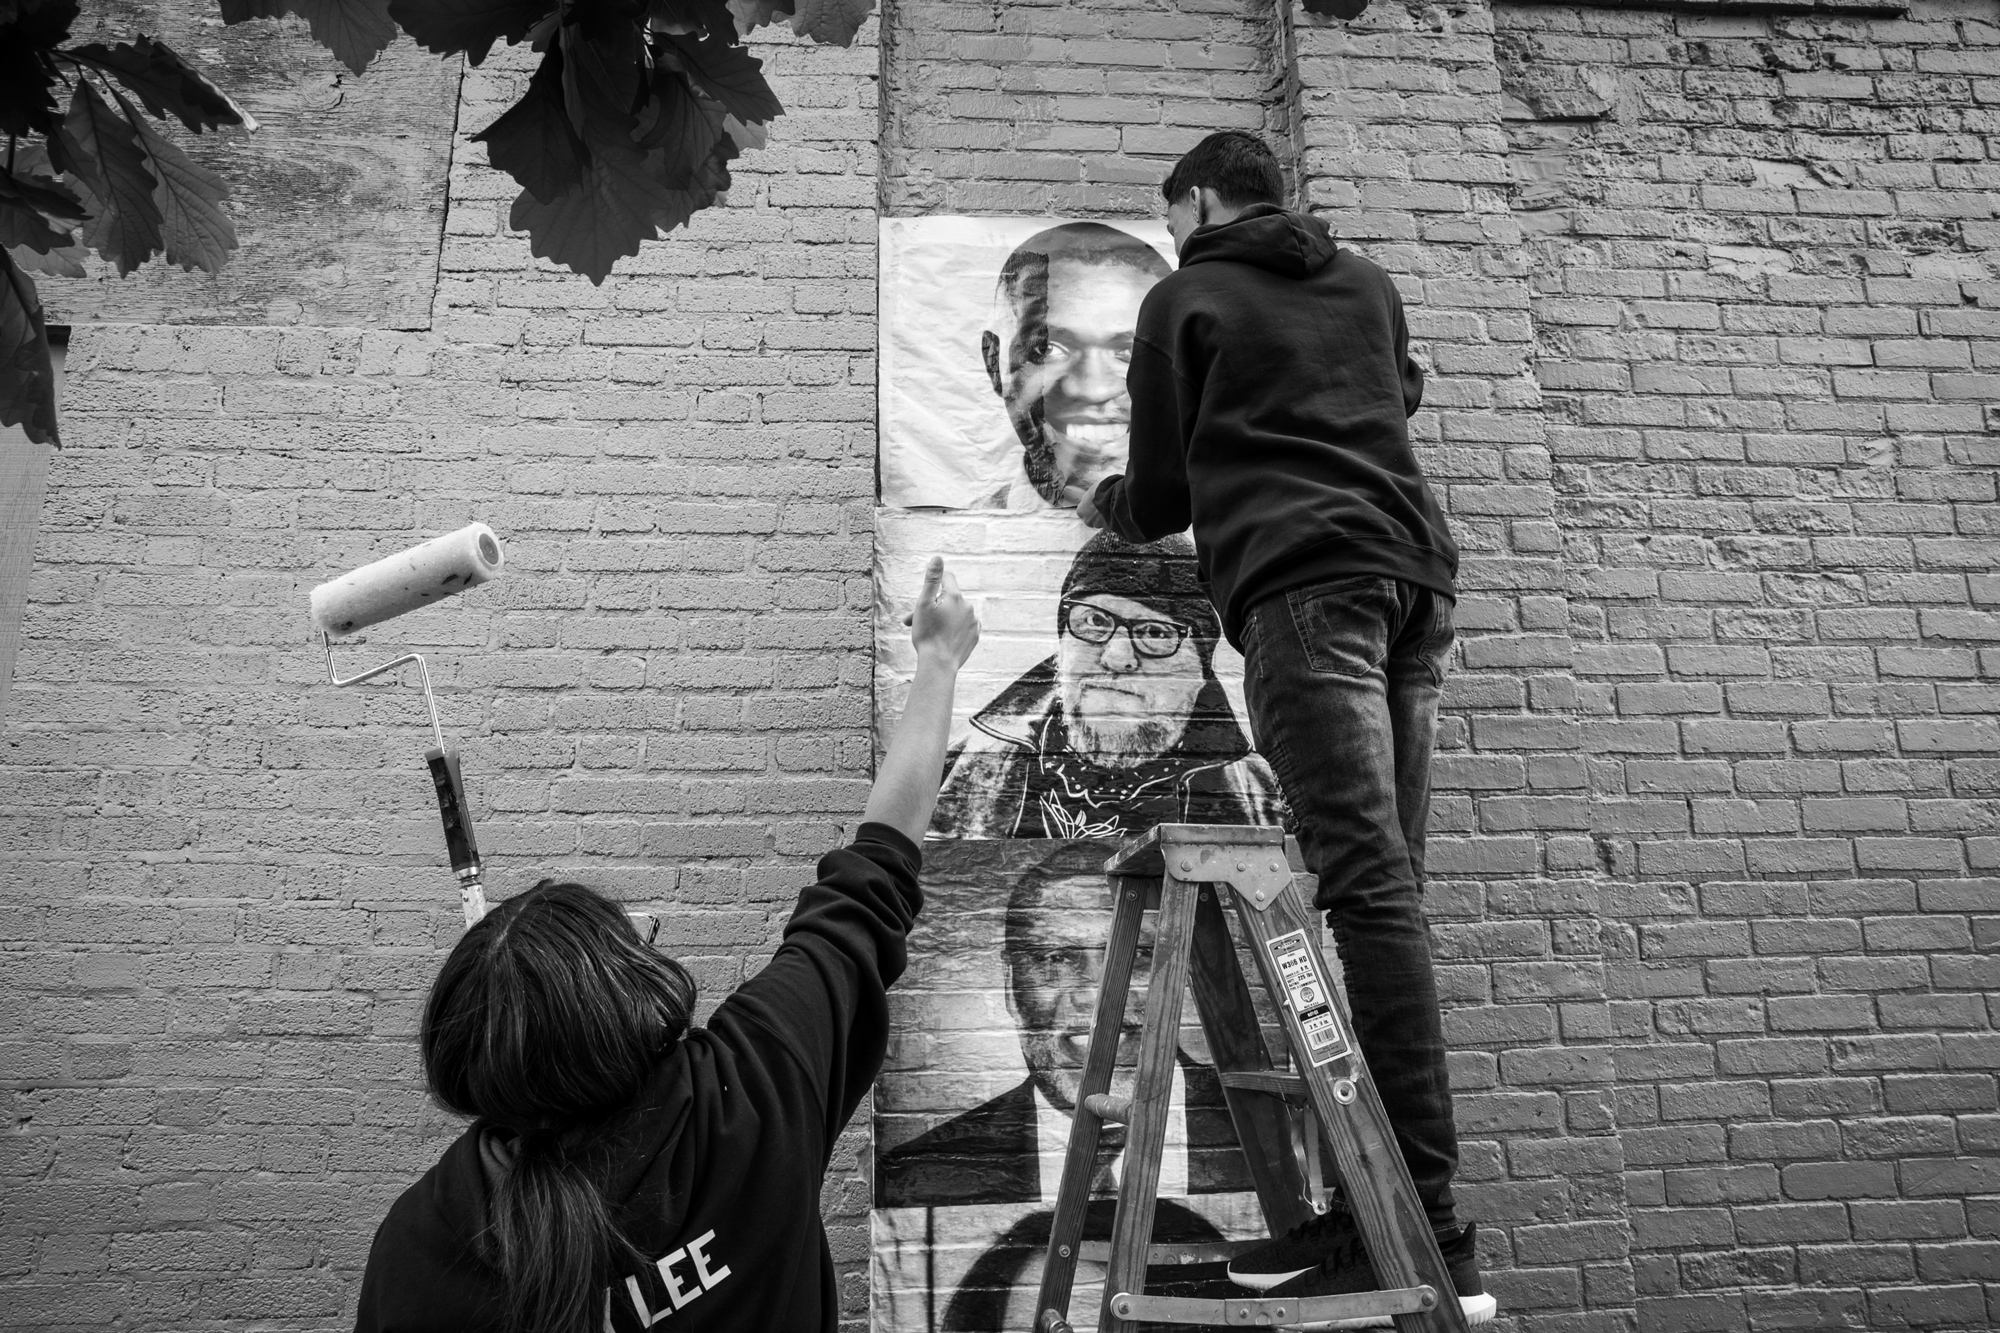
[353,824,922,1333]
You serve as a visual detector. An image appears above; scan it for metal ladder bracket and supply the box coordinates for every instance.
[1111,1285,1439,1327]
[1105,822,1298,911]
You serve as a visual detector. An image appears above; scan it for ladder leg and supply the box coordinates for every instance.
[1035,873,1150,1332]
[1232,883,1471,1333]
[1099,874,1199,1333]
[1186,883,1317,1238]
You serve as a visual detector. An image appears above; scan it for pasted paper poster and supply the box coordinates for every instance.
[879,216,1177,512]
[871,841,1269,1333]
[871,217,1292,1332]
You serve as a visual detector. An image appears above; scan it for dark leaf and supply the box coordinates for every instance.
[0,199,75,256]
[725,0,870,45]
[508,137,685,284]
[63,80,163,275]
[385,0,551,65]
[1,170,86,223]
[219,0,398,75]
[0,171,84,253]
[0,246,59,446]
[635,68,724,186]
[8,242,87,277]
[723,0,780,32]
[559,12,645,141]
[657,30,780,125]
[70,36,258,132]
[647,0,732,38]
[649,131,732,235]
[471,44,586,204]
[0,0,76,137]
[721,112,764,151]
[788,0,871,45]
[117,91,238,272]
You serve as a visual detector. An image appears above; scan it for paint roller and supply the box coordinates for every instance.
[310,523,503,927]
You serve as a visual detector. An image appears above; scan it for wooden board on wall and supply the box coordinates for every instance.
[34,2,461,331]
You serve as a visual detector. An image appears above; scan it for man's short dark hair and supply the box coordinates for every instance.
[1161,131,1283,209]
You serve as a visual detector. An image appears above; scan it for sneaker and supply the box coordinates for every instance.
[1226,1208,1359,1291]
[1261,1221,1498,1329]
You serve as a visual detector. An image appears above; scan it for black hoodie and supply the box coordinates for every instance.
[1092,204,1457,649]
[352,824,922,1333]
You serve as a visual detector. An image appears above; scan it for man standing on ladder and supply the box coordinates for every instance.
[1078,129,1496,1326]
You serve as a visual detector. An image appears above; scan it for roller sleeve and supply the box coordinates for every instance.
[309,523,504,637]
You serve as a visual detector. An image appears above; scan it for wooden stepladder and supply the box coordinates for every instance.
[1034,824,1471,1333]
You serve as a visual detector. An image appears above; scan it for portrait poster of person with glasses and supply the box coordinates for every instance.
[870,218,1297,1332]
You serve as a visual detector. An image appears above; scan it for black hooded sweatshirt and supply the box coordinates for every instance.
[352,824,922,1333]
[1091,204,1458,649]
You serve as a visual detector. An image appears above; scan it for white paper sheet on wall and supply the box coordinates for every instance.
[878,216,1176,511]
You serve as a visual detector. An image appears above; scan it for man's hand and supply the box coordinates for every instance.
[904,556,980,670]
[1075,484,1107,529]
[871,558,980,841]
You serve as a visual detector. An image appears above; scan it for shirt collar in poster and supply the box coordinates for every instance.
[1031,1065,1189,1203]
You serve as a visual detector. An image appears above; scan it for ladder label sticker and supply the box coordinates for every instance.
[1269,929,1351,1066]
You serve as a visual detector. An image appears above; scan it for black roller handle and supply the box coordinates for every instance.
[426,746,483,887]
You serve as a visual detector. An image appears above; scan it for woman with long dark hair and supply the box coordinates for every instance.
[354,558,980,1333]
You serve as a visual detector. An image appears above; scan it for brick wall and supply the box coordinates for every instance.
[0,20,883,1329]
[1497,1,1999,1327]
[1290,4,1630,1322]
[2,0,1995,1329]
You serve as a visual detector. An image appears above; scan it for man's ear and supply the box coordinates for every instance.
[981,330,1004,398]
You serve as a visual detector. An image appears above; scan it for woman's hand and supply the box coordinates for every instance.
[873,558,979,840]
[905,556,980,671]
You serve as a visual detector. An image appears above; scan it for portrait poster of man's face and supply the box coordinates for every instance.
[871,840,1268,1333]
[871,217,1296,1332]
[880,216,1176,511]
[874,510,1284,844]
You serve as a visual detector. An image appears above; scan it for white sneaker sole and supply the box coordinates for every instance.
[1295,1293,1497,1329]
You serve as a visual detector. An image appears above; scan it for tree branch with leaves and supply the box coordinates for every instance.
[1,0,879,447]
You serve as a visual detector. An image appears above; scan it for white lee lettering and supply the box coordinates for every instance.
[657,1246,703,1311]
[608,1227,732,1327]
[688,1230,732,1288]
[625,1274,668,1328]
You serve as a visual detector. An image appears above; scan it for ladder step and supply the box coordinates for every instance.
[1218,1070,1309,1100]
[1081,1092,1132,1124]
[1077,1239,1263,1266]
[1108,1285,1439,1327]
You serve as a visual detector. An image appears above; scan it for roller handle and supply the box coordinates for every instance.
[426,747,488,925]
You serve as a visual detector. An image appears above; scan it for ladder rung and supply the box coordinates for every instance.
[1218,1070,1309,1100]
[1082,1092,1131,1124]
[1108,1285,1438,1326]
[1077,1239,1263,1266]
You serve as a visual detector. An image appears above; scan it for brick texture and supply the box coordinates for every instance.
[1498,0,2000,1327]
[3,0,1996,1329]
[1,21,883,1330]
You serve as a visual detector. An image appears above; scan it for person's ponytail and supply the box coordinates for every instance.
[490,1131,648,1333]
[422,880,696,1333]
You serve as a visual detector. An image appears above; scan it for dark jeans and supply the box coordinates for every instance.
[1241,575,1460,1234]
